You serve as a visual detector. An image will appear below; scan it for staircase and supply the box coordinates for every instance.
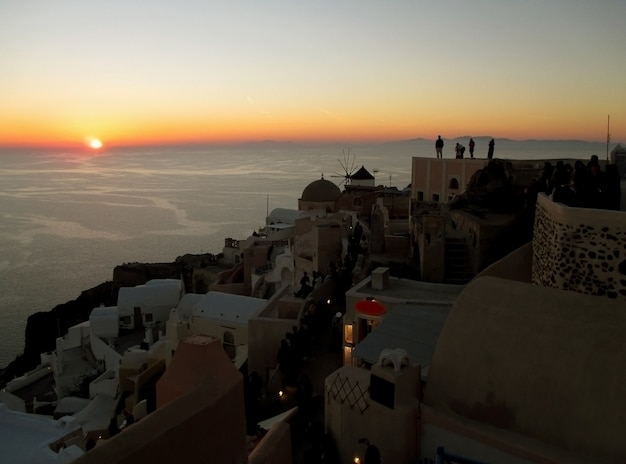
[444,237,473,284]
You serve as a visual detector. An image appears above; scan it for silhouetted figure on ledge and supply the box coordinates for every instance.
[487,138,495,159]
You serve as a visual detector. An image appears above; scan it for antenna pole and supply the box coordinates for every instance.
[266,194,269,218]
[606,114,610,162]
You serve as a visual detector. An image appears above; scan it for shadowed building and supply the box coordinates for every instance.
[325,192,626,463]
[71,336,293,464]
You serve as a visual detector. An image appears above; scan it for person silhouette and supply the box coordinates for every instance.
[469,138,475,158]
[488,138,495,159]
[435,135,444,158]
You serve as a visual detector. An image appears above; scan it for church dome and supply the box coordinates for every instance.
[301,177,342,202]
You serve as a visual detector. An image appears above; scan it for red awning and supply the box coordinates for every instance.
[355,299,386,316]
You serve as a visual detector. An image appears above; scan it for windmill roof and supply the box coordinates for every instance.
[351,165,375,180]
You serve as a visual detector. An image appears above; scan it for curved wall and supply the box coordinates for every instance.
[532,194,626,300]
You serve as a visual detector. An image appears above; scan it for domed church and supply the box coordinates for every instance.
[298,175,342,213]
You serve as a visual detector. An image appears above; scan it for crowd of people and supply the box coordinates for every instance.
[538,155,621,210]
[436,136,495,159]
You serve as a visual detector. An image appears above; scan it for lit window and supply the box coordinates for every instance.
[344,324,353,345]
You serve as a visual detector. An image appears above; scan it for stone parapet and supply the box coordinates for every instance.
[532,194,626,300]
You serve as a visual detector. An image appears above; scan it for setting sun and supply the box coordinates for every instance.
[86,137,103,150]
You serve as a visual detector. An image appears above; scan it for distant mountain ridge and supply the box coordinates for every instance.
[400,137,605,144]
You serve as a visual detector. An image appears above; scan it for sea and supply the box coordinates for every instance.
[0,138,611,368]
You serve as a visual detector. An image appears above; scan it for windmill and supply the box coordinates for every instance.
[331,148,358,186]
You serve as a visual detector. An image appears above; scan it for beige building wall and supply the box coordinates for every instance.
[244,242,274,295]
[411,158,485,203]
[419,215,446,282]
[298,198,335,212]
[449,209,519,275]
[418,405,581,464]
[424,276,626,462]
[476,242,533,283]
[325,365,420,464]
[294,215,347,282]
[313,222,343,274]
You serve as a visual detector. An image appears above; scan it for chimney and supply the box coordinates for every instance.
[371,267,389,290]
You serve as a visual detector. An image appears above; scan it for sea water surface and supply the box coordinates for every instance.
[0,139,607,367]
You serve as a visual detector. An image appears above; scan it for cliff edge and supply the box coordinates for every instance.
[0,253,225,388]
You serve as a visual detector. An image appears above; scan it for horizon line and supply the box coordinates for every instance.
[0,136,619,151]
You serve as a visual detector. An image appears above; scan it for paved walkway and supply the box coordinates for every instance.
[290,307,344,464]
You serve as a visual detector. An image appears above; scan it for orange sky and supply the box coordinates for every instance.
[1,2,624,148]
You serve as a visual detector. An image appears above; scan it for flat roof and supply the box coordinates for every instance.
[0,403,81,463]
[352,303,452,378]
[192,292,267,324]
[348,276,464,304]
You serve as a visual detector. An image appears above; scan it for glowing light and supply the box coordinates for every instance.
[85,137,103,149]
[354,457,361,463]
[278,390,284,398]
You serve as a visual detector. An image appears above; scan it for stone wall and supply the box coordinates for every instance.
[532,194,626,300]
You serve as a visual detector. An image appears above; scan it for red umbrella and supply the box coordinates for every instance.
[355,299,386,316]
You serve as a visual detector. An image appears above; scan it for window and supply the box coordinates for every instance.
[448,178,459,190]
[417,191,424,201]
[344,324,353,345]
[432,193,440,202]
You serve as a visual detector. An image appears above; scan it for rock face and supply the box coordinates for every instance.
[0,253,223,387]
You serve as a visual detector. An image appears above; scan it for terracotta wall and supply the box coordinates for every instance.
[74,372,247,464]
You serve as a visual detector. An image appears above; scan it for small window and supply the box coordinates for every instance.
[448,178,459,190]
[417,191,424,201]
[432,193,440,202]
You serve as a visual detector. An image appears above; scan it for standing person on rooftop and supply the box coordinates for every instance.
[435,135,444,158]
[488,138,495,159]
[469,138,475,158]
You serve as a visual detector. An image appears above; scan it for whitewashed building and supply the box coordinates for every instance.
[117,279,182,330]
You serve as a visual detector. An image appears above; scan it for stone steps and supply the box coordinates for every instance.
[444,238,473,284]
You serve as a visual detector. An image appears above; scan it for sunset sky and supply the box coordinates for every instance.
[1,0,625,147]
